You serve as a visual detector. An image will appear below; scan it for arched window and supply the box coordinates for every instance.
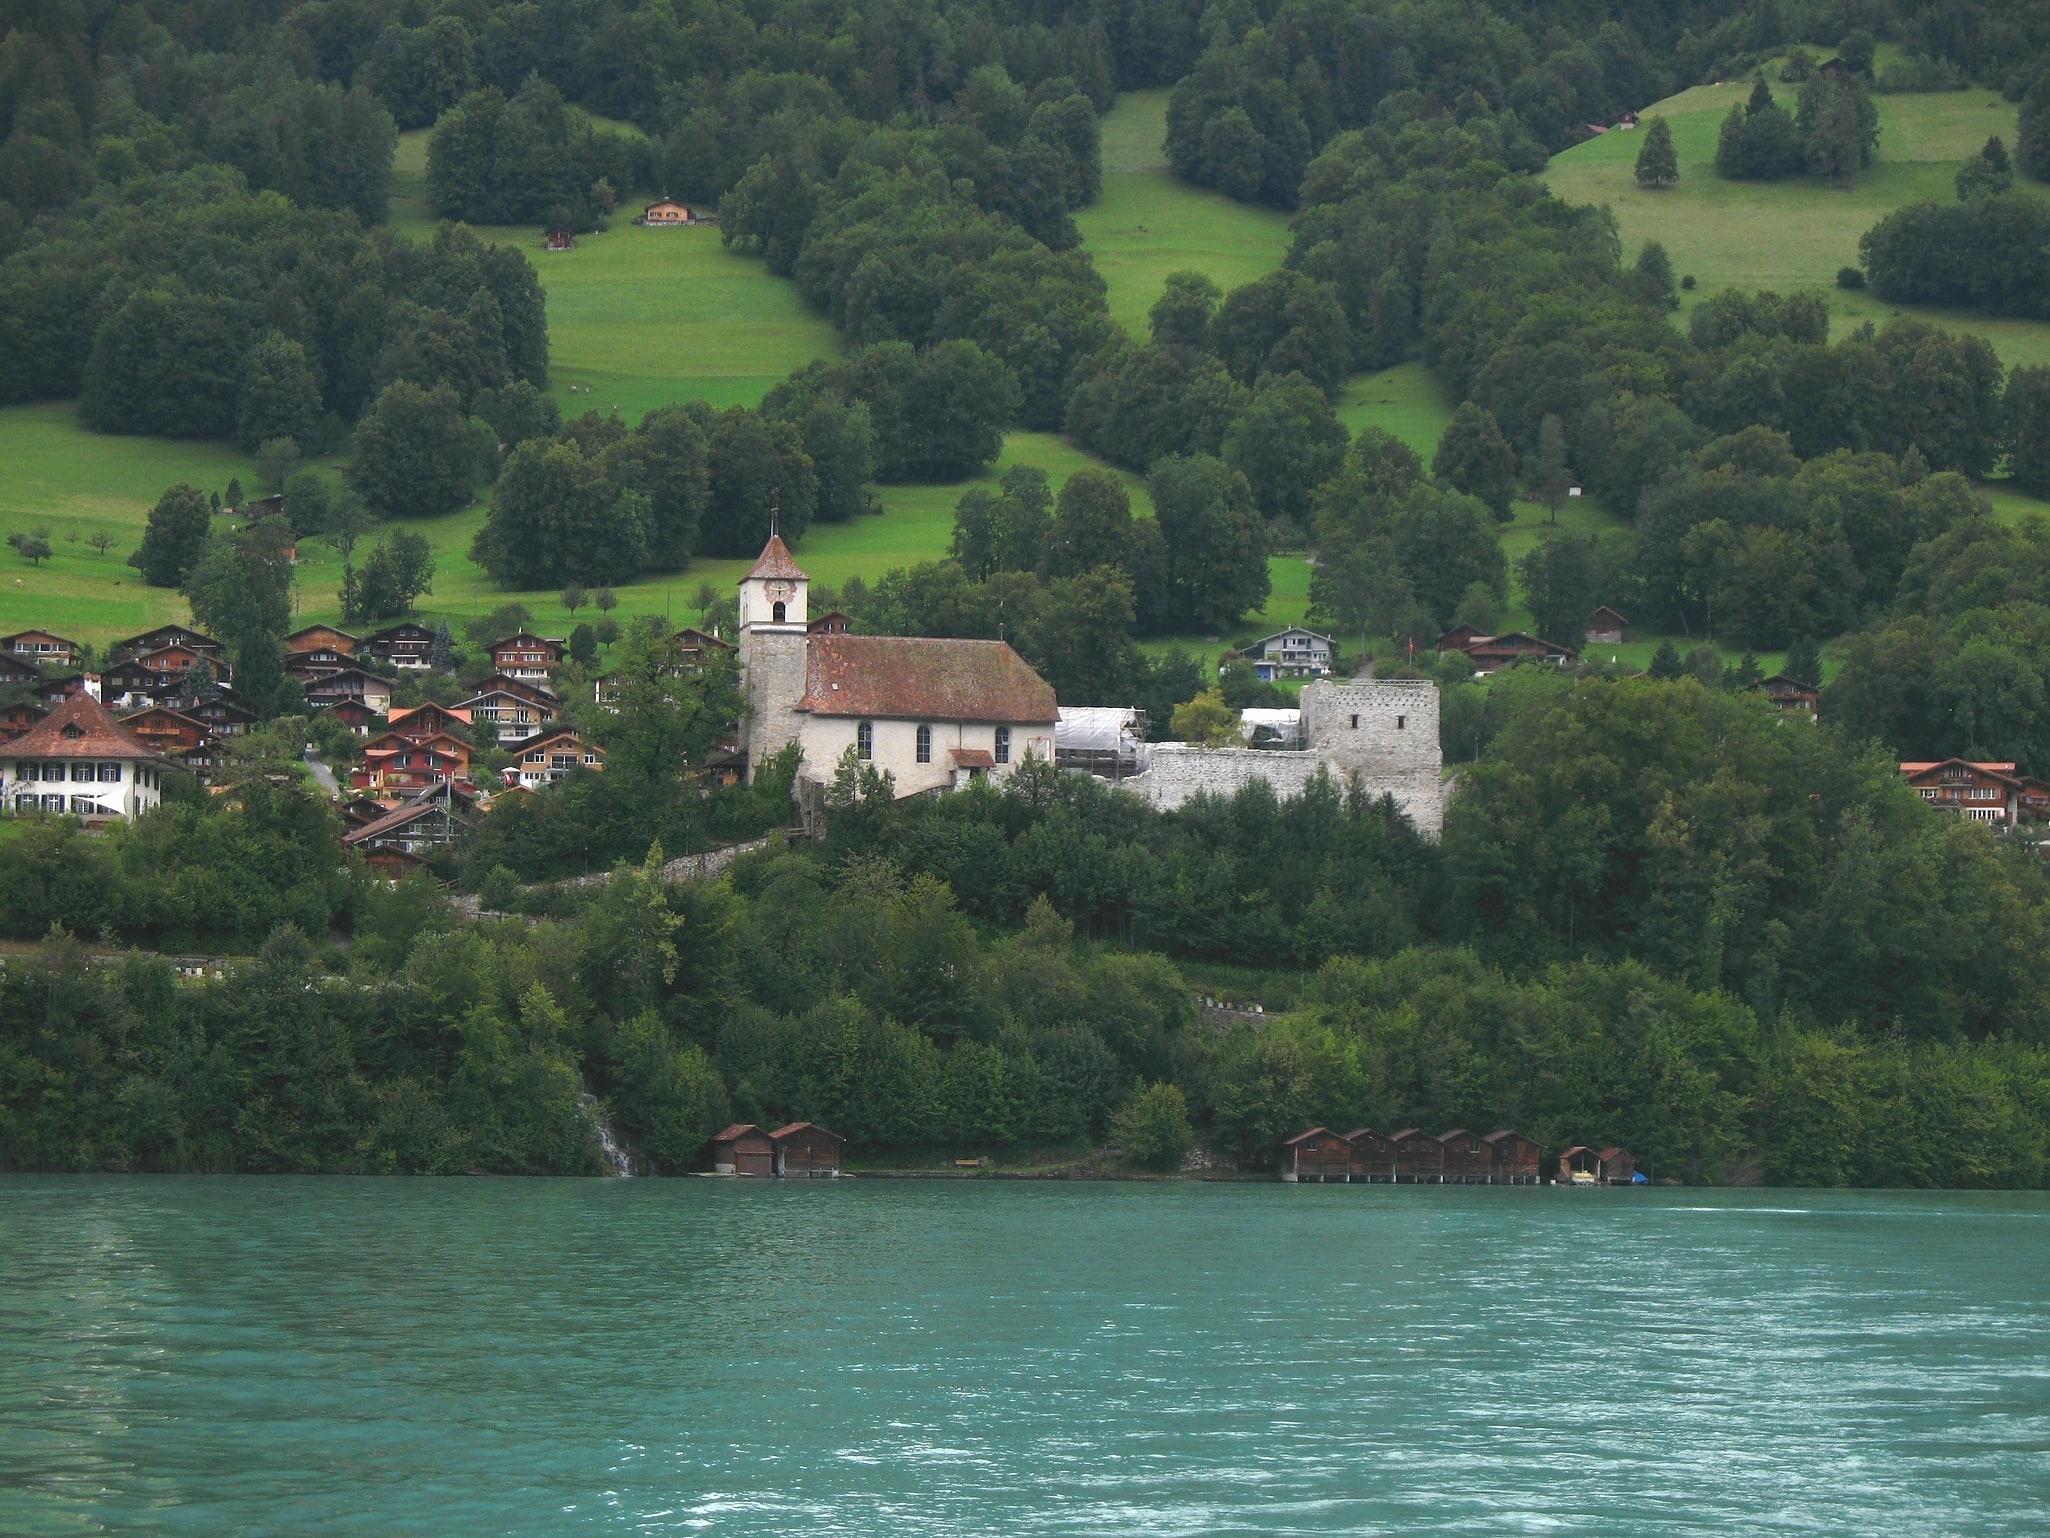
[916,724,932,763]
[857,721,873,760]
[994,725,1011,764]
[772,600,786,624]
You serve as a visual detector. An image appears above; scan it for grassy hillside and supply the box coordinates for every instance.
[1073,91,1295,338]
[1545,78,2050,371]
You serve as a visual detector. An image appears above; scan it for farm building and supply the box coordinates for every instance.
[1483,1130,1542,1183]
[1344,1128,1397,1181]
[710,1123,776,1175]
[771,1122,844,1176]
[544,224,576,250]
[1278,1127,1354,1182]
[1392,1128,1444,1182]
[1585,607,1627,645]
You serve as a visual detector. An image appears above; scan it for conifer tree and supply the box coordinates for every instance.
[1784,636,1823,688]
[1634,116,1678,188]
[1647,638,1684,680]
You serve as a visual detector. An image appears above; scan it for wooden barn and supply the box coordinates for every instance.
[1343,1128,1396,1182]
[1392,1128,1444,1182]
[1483,1130,1541,1183]
[772,1122,844,1176]
[1438,1128,1493,1182]
[710,1123,776,1176]
[544,224,576,250]
[1278,1127,1353,1182]
[1586,606,1628,645]
[1599,1147,1638,1184]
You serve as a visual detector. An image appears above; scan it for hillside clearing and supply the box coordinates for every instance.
[1073,91,1296,339]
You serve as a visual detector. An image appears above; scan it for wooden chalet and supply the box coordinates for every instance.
[1482,1130,1542,1184]
[388,701,473,742]
[771,1122,844,1176]
[1436,623,1488,652]
[352,728,473,795]
[1,630,79,666]
[1278,1127,1353,1182]
[1442,630,1578,673]
[1585,606,1627,645]
[1438,1128,1493,1182]
[0,654,38,688]
[806,612,852,637]
[1757,674,1819,717]
[0,700,49,744]
[361,846,429,880]
[284,644,354,679]
[303,667,394,714]
[118,706,212,759]
[285,624,359,656]
[709,1122,776,1175]
[639,198,693,225]
[363,622,435,669]
[184,698,251,737]
[676,626,738,662]
[543,224,576,251]
[1899,759,2050,827]
[1392,1128,1444,1182]
[342,790,469,856]
[110,625,221,662]
[32,673,91,705]
[320,697,381,735]
[490,632,565,686]
[1343,1128,1397,1182]
[340,795,391,828]
[459,682,554,745]
[506,727,603,787]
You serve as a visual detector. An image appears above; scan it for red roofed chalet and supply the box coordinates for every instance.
[734,535,1057,798]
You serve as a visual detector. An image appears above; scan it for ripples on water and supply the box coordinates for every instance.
[2,1180,2047,1536]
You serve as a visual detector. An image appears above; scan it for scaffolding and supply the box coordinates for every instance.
[1055,706,1150,780]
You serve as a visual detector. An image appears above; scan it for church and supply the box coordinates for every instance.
[736,535,1057,797]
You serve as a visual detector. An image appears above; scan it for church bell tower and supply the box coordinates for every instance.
[737,532,811,779]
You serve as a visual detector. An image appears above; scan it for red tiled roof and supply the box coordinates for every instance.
[798,636,1057,724]
[3,692,162,760]
[950,747,995,768]
[710,1123,766,1144]
[1900,759,2016,775]
[747,535,807,582]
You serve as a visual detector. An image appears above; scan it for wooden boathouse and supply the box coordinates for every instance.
[771,1122,844,1176]
[1557,1145,1638,1184]
[710,1123,776,1176]
[1392,1128,1444,1182]
[1438,1128,1492,1182]
[1483,1130,1542,1183]
[1278,1127,1354,1182]
[1344,1128,1397,1182]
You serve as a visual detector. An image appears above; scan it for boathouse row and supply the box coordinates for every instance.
[708,1121,844,1176]
[1278,1128,1639,1185]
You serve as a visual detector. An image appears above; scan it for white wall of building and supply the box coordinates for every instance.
[799,716,1055,796]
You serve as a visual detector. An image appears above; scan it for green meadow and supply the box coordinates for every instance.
[1544,76,2050,371]
[1073,91,1296,339]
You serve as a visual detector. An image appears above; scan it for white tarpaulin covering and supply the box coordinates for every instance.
[1056,707,1141,752]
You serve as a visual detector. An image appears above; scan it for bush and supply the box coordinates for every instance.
[1111,1082,1193,1169]
[1837,265,1866,289]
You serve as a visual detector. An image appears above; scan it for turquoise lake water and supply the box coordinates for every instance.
[3,1179,2048,1536]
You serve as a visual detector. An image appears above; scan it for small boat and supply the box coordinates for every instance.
[1569,1170,1599,1186]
